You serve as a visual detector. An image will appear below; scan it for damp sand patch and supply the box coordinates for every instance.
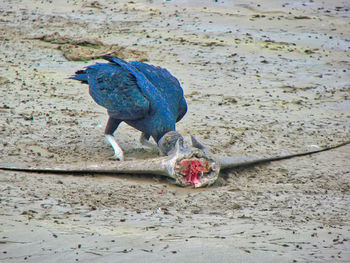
[29,32,148,61]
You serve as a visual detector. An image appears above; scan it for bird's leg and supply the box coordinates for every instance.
[139,132,154,149]
[104,117,124,161]
[105,135,124,161]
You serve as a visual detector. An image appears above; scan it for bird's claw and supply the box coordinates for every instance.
[105,134,124,161]
[109,153,124,161]
[141,141,154,150]
[140,133,154,149]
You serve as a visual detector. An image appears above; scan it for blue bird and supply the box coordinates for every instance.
[70,56,187,160]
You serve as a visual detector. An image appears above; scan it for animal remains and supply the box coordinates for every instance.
[1,57,349,187]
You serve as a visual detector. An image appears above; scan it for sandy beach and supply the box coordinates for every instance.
[0,0,349,262]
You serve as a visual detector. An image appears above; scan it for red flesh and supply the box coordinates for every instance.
[179,159,210,186]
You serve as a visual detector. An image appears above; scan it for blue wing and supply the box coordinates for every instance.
[70,60,150,120]
[71,56,187,123]
[129,60,187,122]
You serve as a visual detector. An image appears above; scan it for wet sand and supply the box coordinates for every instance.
[0,0,349,262]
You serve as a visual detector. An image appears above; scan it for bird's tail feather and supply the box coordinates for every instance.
[69,70,88,84]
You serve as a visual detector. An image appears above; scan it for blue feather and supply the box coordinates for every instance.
[129,61,187,122]
[70,56,187,142]
[69,70,88,83]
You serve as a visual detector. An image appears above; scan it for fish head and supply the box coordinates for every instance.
[165,135,220,188]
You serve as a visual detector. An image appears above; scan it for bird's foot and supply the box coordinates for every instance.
[140,133,154,149]
[105,134,124,161]
[109,152,124,161]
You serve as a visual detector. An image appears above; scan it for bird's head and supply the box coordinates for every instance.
[158,132,220,187]
[158,131,184,156]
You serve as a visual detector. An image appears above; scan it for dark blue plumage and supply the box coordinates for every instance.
[70,56,187,159]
